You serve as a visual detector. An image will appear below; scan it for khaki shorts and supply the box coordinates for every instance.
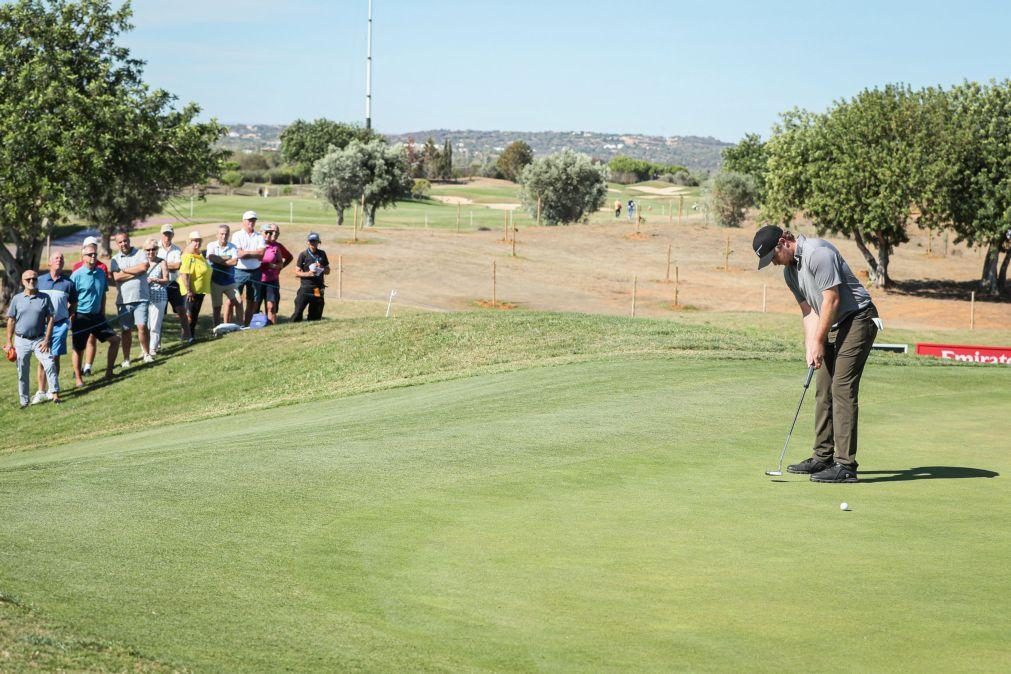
[210,282,238,309]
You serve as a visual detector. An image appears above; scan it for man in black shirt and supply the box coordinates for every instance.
[290,232,330,322]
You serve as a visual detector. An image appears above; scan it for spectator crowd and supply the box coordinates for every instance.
[4,211,331,409]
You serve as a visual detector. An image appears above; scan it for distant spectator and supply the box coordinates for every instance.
[258,223,293,325]
[614,199,621,218]
[4,270,60,408]
[72,235,111,376]
[34,252,76,403]
[157,224,191,344]
[70,244,121,382]
[110,231,152,367]
[178,231,212,342]
[627,199,636,222]
[291,232,330,322]
[143,239,170,356]
[231,210,265,326]
[206,224,239,326]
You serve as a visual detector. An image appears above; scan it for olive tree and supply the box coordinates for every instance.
[518,150,609,225]
[313,139,413,228]
[710,172,757,227]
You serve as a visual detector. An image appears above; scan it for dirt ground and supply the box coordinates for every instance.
[300,214,1008,333]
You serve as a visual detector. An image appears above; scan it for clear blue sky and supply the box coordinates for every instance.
[124,0,1011,141]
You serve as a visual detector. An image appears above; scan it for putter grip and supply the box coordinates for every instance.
[803,365,815,388]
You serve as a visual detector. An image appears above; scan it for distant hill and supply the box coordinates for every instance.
[218,125,730,172]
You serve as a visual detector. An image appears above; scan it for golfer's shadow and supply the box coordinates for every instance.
[859,466,999,483]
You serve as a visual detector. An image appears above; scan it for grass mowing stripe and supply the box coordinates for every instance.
[1,358,1008,671]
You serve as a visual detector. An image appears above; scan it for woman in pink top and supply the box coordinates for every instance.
[258,223,293,325]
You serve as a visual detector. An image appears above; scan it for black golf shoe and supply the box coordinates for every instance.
[787,457,834,474]
[810,463,858,483]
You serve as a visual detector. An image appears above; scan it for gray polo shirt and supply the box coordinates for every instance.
[111,246,150,304]
[783,235,871,324]
[6,292,54,340]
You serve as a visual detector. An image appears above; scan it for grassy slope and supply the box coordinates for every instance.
[0,351,1008,671]
[2,311,807,455]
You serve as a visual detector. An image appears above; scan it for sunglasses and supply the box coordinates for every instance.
[145,248,157,252]
[83,253,97,258]
[23,277,38,282]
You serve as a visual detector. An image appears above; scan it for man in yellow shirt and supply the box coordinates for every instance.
[178,231,212,344]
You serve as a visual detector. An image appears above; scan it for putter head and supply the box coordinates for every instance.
[765,470,783,476]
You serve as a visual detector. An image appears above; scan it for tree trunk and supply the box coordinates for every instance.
[0,236,44,313]
[851,230,883,287]
[998,248,1011,296]
[101,232,113,259]
[365,204,377,228]
[979,243,1000,295]
[875,232,891,289]
[337,208,345,227]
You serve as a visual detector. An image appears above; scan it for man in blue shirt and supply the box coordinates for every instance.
[70,244,121,382]
[33,252,77,403]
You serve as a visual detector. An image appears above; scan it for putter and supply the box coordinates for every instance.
[765,365,816,476]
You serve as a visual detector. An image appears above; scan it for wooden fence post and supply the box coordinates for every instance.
[631,275,638,318]
[338,255,343,299]
[970,291,976,330]
[492,260,497,307]
[665,243,672,282]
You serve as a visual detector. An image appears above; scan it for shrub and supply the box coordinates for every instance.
[710,172,757,227]
[411,178,431,199]
[519,150,609,225]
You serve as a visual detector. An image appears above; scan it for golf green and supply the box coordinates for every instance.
[1,358,1008,671]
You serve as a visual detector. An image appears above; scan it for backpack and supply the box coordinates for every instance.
[248,313,270,329]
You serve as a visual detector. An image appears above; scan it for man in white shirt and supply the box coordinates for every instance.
[158,224,191,343]
[230,210,265,326]
[206,224,239,325]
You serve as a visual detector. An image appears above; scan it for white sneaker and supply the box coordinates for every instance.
[82,365,92,376]
[143,354,155,364]
[120,360,131,370]
[31,390,49,405]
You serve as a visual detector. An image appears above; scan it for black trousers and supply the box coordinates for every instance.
[185,293,205,336]
[291,286,324,322]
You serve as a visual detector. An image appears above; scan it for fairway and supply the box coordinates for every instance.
[1,356,1008,671]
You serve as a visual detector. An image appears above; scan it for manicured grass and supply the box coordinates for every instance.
[147,180,705,233]
[1,350,1008,671]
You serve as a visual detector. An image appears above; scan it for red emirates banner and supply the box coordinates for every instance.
[916,342,1011,365]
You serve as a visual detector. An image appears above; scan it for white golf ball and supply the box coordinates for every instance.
[840,502,849,511]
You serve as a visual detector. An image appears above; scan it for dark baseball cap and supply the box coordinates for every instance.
[753,225,784,269]
[307,232,321,242]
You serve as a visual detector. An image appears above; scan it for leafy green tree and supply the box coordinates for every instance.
[313,139,413,227]
[518,150,609,225]
[945,81,1011,294]
[437,139,454,180]
[806,85,928,288]
[763,109,820,226]
[280,119,377,179]
[0,0,217,309]
[710,172,757,227]
[78,95,225,255]
[721,133,768,203]
[421,137,441,180]
[221,171,246,194]
[495,141,534,182]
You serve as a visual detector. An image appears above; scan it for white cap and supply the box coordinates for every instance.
[188,230,203,240]
[242,210,258,220]
[160,223,175,234]
[82,236,100,247]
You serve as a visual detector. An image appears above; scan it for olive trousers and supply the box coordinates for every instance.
[812,304,878,470]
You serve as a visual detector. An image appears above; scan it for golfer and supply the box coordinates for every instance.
[4,270,61,407]
[753,225,878,483]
